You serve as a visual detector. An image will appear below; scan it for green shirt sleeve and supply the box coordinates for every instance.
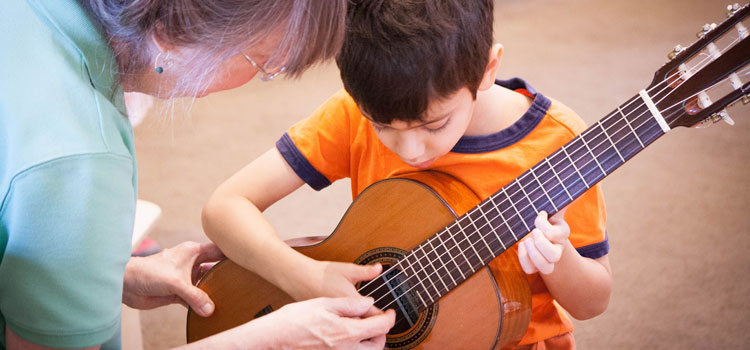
[0,153,134,348]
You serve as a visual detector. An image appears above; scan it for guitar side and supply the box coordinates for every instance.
[187,171,531,349]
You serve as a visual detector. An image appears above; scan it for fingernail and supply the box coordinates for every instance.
[201,302,214,315]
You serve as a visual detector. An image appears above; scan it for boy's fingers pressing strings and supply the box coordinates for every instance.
[531,228,563,264]
[523,237,554,275]
[517,238,538,274]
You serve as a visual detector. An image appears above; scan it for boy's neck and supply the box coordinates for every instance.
[465,84,533,136]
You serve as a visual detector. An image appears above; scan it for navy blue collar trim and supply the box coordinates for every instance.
[451,78,551,154]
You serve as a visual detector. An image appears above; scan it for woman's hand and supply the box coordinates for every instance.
[123,241,224,317]
[256,296,395,350]
[517,209,571,275]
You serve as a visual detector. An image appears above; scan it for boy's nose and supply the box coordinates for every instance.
[395,132,424,161]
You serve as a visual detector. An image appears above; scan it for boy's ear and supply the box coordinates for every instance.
[477,43,504,91]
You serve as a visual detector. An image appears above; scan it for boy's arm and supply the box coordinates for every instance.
[202,148,380,301]
[518,210,612,320]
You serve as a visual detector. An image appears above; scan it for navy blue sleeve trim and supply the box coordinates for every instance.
[275,133,332,191]
[575,233,610,259]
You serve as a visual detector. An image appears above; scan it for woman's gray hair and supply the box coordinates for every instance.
[81,0,346,97]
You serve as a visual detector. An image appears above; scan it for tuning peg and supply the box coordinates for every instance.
[697,23,718,38]
[716,109,736,126]
[667,45,685,60]
[727,3,741,17]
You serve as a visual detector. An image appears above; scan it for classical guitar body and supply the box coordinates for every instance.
[187,171,531,349]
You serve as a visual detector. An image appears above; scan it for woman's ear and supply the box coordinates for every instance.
[151,21,177,54]
[477,43,504,91]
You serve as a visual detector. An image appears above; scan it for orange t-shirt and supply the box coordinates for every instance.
[276,78,608,345]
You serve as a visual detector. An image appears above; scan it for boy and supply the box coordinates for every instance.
[203,0,612,348]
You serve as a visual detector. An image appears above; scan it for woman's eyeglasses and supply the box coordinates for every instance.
[243,53,286,82]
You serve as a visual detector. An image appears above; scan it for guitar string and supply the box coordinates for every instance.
[359,35,746,309]
[359,45,743,308]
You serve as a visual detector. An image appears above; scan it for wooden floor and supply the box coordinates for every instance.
[132,0,750,348]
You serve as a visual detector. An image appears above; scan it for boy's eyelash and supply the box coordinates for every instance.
[425,118,450,133]
[370,118,450,132]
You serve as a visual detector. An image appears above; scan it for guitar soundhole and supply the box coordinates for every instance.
[355,247,438,349]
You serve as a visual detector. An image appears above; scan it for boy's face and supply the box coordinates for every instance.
[366,87,476,169]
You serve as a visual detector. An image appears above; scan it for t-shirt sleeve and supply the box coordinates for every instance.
[567,184,608,259]
[0,154,134,348]
[276,90,360,190]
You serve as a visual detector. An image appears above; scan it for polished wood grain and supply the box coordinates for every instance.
[187,171,531,349]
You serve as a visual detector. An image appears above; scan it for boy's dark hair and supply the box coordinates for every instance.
[337,0,494,124]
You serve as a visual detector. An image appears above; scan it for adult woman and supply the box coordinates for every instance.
[0,0,394,349]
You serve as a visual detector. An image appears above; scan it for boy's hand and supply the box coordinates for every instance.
[292,261,382,303]
[517,209,570,275]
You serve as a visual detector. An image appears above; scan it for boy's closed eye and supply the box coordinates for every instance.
[369,116,452,133]
[423,117,451,133]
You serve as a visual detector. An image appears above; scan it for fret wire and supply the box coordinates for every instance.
[398,257,429,307]
[434,232,460,285]
[502,186,531,232]
[618,106,646,148]
[545,157,573,201]
[529,166,558,212]
[480,200,508,251]
[412,245,441,298]
[455,219,481,271]
[561,144,590,189]
[426,239,452,291]
[579,132,607,176]
[467,208,494,259]
[489,196,516,243]
[516,178,539,215]
[598,120,625,162]
[446,226,471,279]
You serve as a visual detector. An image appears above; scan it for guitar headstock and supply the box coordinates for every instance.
[649,3,750,129]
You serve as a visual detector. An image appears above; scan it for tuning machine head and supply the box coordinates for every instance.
[695,109,736,128]
[727,3,742,17]
[667,45,685,60]
[697,23,718,38]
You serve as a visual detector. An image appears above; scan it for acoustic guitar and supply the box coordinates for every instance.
[187,4,750,349]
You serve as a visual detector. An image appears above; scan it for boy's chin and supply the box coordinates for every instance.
[406,158,435,169]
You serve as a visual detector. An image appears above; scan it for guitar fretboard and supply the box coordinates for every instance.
[365,91,670,326]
